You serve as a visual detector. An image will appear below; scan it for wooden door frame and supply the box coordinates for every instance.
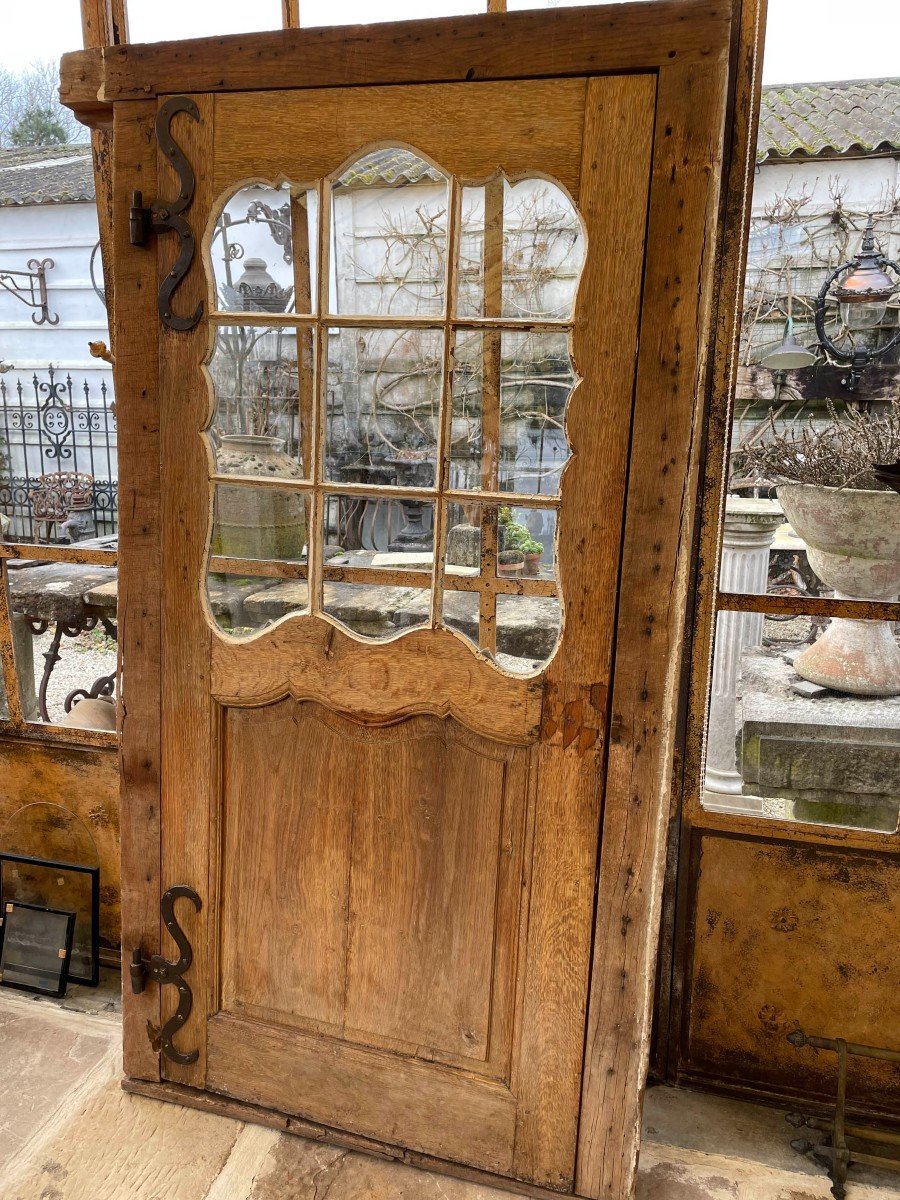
[61,4,760,1195]
[657,0,900,1111]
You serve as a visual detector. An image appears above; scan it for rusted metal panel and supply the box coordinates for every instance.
[680,831,900,1115]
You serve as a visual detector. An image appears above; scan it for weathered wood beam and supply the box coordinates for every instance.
[60,1,732,127]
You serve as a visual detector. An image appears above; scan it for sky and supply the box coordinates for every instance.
[1,0,898,84]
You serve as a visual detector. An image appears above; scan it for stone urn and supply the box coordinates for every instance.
[777,482,900,697]
[213,434,306,560]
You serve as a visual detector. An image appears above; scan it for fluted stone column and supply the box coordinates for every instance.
[704,497,783,804]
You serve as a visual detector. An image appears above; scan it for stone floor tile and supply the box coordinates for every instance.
[0,996,117,1175]
[5,1066,242,1200]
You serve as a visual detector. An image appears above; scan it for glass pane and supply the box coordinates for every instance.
[128,0,282,41]
[208,326,312,479]
[323,583,431,639]
[211,183,317,315]
[449,329,575,495]
[324,326,443,487]
[323,493,435,567]
[1,859,96,985]
[207,483,305,566]
[456,178,585,320]
[0,368,119,545]
[0,903,73,997]
[302,0,482,24]
[208,570,309,636]
[5,560,117,731]
[442,500,560,670]
[443,499,557,580]
[330,149,449,316]
[703,606,900,833]
[207,483,310,636]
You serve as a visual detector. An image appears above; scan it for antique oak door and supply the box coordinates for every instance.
[64,4,736,1196]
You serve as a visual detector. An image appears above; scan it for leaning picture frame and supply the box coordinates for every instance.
[0,901,76,998]
[0,854,100,987]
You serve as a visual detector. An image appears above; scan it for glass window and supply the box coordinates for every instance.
[204,151,583,664]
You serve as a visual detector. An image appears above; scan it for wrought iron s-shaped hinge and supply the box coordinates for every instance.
[129,96,203,332]
[130,884,202,1066]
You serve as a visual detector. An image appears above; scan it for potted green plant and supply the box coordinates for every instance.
[522,537,544,576]
[498,548,525,577]
[738,399,900,696]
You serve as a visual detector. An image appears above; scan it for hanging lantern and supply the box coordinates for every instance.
[234,257,292,314]
[760,315,817,371]
[814,217,900,389]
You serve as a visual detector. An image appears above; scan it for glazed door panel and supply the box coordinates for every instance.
[145,72,657,1188]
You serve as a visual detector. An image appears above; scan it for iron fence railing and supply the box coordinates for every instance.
[0,367,118,542]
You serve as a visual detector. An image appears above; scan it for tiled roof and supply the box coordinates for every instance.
[0,144,95,207]
[758,78,900,162]
[338,148,443,189]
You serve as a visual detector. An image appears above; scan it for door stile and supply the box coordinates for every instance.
[575,58,730,1199]
[116,97,163,1083]
[158,91,217,1088]
[511,73,657,1190]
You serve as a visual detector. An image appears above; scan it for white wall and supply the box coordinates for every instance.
[0,199,112,392]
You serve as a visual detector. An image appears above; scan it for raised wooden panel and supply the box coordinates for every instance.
[206,1011,517,1173]
[220,700,529,1076]
[682,832,900,1112]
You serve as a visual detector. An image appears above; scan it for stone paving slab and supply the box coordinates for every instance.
[0,995,117,1178]
[4,993,900,1200]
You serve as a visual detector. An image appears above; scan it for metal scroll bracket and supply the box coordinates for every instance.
[130,884,202,1066]
[129,96,203,332]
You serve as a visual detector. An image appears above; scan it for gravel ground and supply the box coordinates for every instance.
[23,626,117,725]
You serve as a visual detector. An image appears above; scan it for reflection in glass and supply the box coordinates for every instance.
[207,485,310,636]
[210,483,308,562]
[0,902,75,997]
[0,856,98,986]
[443,499,557,581]
[323,493,435,562]
[330,148,449,316]
[325,327,443,487]
[703,607,900,833]
[449,330,574,495]
[210,182,318,313]
[323,582,431,639]
[208,571,309,636]
[457,178,585,320]
[440,590,562,671]
[3,590,117,730]
[208,326,312,479]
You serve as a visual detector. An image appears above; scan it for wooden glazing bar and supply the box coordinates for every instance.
[61,4,732,118]
[431,180,463,628]
[716,591,900,622]
[477,177,505,654]
[209,556,307,579]
[208,557,556,597]
[0,565,25,729]
[290,190,315,476]
[0,717,118,749]
[210,474,560,508]
[209,311,572,333]
[307,179,330,618]
[0,543,118,566]
[282,0,300,28]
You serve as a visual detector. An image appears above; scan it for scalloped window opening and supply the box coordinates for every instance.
[204,148,585,674]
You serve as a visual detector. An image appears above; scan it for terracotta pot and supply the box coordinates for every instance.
[497,557,524,578]
[777,482,900,697]
[523,552,542,577]
[213,434,306,561]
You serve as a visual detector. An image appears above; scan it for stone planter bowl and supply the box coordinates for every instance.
[777,482,900,697]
